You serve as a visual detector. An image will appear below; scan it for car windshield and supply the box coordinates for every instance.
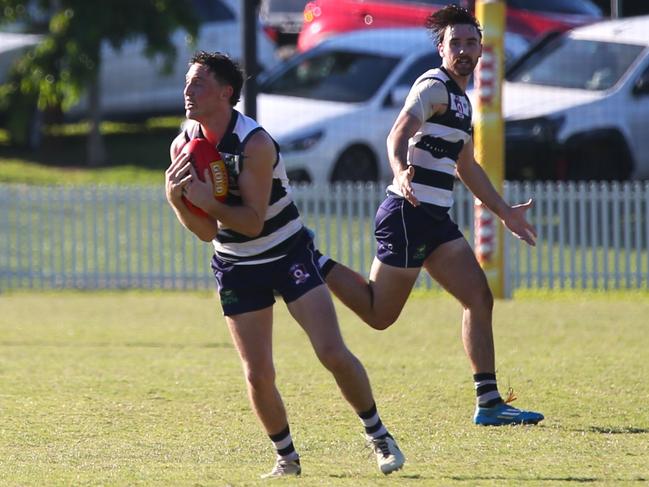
[260,50,399,102]
[509,36,643,91]
[374,0,453,4]
[191,0,235,21]
[507,0,601,16]
[261,0,307,14]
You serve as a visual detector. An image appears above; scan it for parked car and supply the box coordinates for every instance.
[0,31,43,147]
[1,0,280,125]
[503,0,603,40]
[249,27,529,183]
[503,15,649,181]
[68,0,279,120]
[0,32,42,85]
[297,0,602,52]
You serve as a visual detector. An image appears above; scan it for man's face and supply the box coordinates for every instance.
[438,24,482,78]
[183,63,232,121]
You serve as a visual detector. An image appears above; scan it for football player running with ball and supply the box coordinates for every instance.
[164,51,405,478]
[316,6,544,426]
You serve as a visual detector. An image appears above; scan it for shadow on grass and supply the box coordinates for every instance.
[575,426,649,435]
[328,474,648,483]
[547,423,649,435]
[328,473,424,480]
[0,340,232,349]
[448,476,598,482]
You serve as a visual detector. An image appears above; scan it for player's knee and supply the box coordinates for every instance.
[244,365,276,391]
[317,345,352,373]
[367,311,398,330]
[479,286,494,312]
[464,285,493,313]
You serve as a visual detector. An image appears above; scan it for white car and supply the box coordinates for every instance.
[504,16,649,181]
[69,0,279,119]
[0,32,42,84]
[250,27,529,183]
[0,32,43,146]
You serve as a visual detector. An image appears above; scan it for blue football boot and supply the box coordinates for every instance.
[473,402,544,426]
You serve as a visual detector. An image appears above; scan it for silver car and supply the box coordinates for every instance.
[504,15,649,181]
[251,27,528,183]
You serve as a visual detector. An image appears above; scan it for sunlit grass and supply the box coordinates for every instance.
[0,116,182,184]
[0,291,647,485]
[0,159,163,185]
[44,116,184,137]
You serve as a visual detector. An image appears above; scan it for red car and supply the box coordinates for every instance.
[298,0,603,52]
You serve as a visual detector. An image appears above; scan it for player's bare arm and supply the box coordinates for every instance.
[388,79,448,207]
[456,139,537,246]
[387,111,420,206]
[165,132,219,242]
[199,130,275,237]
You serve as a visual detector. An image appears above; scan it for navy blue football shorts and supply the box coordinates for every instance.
[374,195,463,268]
[210,230,325,316]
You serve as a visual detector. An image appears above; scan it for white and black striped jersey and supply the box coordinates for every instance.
[387,66,473,219]
[183,110,303,264]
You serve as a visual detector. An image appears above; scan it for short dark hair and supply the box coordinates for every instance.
[425,4,482,45]
[190,51,244,106]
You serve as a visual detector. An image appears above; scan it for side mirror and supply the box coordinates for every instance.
[389,85,411,107]
[632,71,649,96]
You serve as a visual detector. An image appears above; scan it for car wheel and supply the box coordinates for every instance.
[331,145,378,183]
[567,135,633,181]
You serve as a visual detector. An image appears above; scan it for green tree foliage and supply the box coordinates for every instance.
[0,0,198,158]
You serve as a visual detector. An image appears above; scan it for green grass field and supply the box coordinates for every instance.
[0,118,181,185]
[1,291,647,486]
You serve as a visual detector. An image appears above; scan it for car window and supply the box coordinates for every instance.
[261,0,308,15]
[507,0,601,16]
[191,0,235,22]
[634,64,649,94]
[395,53,442,87]
[387,0,459,5]
[260,50,399,102]
[510,37,644,91]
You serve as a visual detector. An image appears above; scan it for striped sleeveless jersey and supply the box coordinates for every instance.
[387,66,473,219]
[184,109,303,264]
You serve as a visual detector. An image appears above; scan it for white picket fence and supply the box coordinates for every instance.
[1,181,648,293]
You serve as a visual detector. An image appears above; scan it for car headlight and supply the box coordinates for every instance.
[506,116,565,143]
[280,130,324,153]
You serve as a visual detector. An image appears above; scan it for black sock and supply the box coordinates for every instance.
[358,403,389,439]
[269,425,299,462]
[474,372,504,408]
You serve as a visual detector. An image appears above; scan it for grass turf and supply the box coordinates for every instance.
[0,290,647,486]
[0,118,181,186]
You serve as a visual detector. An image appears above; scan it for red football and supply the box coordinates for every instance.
[181,138,229,217]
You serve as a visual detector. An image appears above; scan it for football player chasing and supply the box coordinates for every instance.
[316,5,544,427]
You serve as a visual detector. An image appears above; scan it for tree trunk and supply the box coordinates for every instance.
[86,71,106,167]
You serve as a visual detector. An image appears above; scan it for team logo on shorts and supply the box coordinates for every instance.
[413,244,427,262]
[289,263,310,285]
[220,289,239,305]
